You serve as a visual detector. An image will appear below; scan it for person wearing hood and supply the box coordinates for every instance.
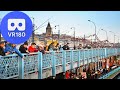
[4,42,23,58]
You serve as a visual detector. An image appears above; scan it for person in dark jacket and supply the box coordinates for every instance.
[19,42,29,53]
[0,41,10,56]
[62,43,70,50]
[77,44,82,49]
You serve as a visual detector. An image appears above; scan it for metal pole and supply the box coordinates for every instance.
[83,34,85,48]
[109,31,115,48]
[101,29,108,41]
[71,27,75,49]
[31,17,35,43]
[0,18,2,42]
[88,20,96,48]
[52,31,53,43]
[32,24,35,43]
[101,29,108,47]
[55,25,60,43]
[114,35,115,47]
[58,29,60,43]
[74,29,75,49]
[118,37,119,47]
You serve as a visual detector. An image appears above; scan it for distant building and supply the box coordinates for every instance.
[46,22,52,37]
[28,22,105,48]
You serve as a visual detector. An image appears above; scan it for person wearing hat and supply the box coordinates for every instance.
[0,41,10,56]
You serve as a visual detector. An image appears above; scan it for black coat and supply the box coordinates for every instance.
[0,46,5,56]
[19,45,28,53]
[62,45,70,50]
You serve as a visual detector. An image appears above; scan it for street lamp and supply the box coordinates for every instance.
[109,31,116,47]
[30,17,35,43]
[62,31,70,45]
[116,36,119,48]
[117,36,119,47]
[101,29,108,41]
[88,20,97,48]
[0,18,1,42]
[71,27,75,50]
[55,25,60,43]
[51,25,59,43]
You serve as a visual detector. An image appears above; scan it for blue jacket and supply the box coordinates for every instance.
[4,44,23,58]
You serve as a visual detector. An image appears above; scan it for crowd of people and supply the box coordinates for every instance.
[64,68,101,79]
[64,66,115,79]
[0,40,119,79]
[0,40,92,57]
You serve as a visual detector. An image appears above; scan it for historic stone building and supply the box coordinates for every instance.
[46,22,52,37]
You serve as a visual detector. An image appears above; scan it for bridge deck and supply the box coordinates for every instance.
[0,48,120,79]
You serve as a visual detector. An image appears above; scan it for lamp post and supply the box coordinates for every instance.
[0,18,2,41]
[109,31,116,48]
[101,29,108,41]
[51,25,59,43]
[63,31,70,45]
[55,25,60,43]
[116,35,119,48]
[88,20,97,48]
[30,17,35,43]
[117,36,119,48]
[71,27,76,50]
[101,29,108,47]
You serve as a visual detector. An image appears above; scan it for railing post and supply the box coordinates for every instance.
[100,49,102,69]
[52,51,56,77]
[62,50,66,72]
[94,49,97,71]
[98,48,100,70]
[89,49,92,63]
[78,50,80,67]
[92,49,94,63]
[83,49,85,66]
[38,52,42,79]
[86,50,89,65]
[70,50,73,70]
[18,56,24,79]
[104,48,107,58]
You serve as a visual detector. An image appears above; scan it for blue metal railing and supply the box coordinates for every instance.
[0,48,120,79]
[99,67,120,79]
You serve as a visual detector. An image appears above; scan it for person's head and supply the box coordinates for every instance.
[66,43,69,46]
[79,44,82,46]
[4,41,10,45]
[39,45,43,50]
[66,70,70,74]
[31,43,36,48]
[23,42,28,48]
[51,42,54,45]
[56,43,59,46]
[73,73,76,77]
[11,44,16,47]
[0,41,5,48]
